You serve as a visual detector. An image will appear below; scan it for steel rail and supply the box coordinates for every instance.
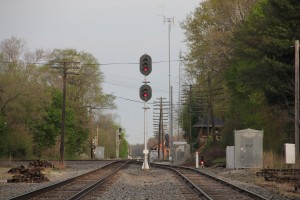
[68,160,130,200]
[150,162,268,200]
[147,163,211,200]
[9,160,121,200]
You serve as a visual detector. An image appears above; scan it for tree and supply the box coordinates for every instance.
[225,0,300,151]
[45,49,115,158]
[119,130,129,158]
[181,0,258,143]
[0,36,50,159]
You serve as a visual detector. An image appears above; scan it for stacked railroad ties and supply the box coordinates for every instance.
[7,160,53,183]
[139,54,152,170]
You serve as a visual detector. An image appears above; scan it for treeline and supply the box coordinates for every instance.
[0,37,128,159]
[180,0,300,153]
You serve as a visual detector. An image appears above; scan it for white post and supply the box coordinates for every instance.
[195,151,199,169]
[142,101,150,170]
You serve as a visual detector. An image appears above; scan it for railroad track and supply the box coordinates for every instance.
[151,163,268,200]
[9,160,129,200]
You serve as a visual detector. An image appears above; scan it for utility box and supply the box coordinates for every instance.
[284,143,295,164]
[226,146,235,169]
[234,129,263,168]
[94,146,105,159]
[173,142,190,161]
[149,150,159,162]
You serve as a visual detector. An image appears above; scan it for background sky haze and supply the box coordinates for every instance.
[0,0,200,144]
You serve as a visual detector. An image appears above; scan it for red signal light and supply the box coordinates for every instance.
[143,89,148,97]
[139,84,152,102]
[139,54,152,76]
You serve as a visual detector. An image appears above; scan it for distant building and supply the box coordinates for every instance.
[193,117,224,151]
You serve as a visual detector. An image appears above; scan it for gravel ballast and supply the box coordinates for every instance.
[0,160,299,200]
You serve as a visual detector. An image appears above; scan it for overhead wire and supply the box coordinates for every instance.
[0,59,182,66]
[1,59,181,104]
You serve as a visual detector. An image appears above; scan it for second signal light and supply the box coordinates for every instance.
[139,54,152,102]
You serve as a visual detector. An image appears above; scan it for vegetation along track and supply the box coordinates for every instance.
[9,160,129,200]
[151,163,268,200]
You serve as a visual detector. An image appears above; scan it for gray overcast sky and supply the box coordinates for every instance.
[0,0,200,144]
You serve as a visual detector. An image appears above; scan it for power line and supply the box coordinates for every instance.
[0,59,182,66]
[103,81,168,93]
[113,95,154,104]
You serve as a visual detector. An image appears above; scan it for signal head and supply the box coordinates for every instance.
[140,54,152,76]
[139,84,152,102]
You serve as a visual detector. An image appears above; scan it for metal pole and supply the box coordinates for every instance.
[170,86,173,161]
[142,101,150,169]
[168,19,171,148]
[164,17,174,162]
[295,40,299,158]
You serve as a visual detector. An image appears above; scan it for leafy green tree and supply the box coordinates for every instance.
[0,36,50,159]
[46,49,113,158]
[225,0,300,151]
[181,0,257,143]
[119,131,129,158]
[30,89,62,157]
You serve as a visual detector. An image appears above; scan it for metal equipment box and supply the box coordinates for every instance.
[234,129,263,168]
[94,146,105,159]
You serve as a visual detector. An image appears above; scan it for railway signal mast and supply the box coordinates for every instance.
[139,54,152,170]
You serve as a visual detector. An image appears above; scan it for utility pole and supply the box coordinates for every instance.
[178,51,182,140]
[116,128,122,159]
[153,98,168,160]
[207,74,216,142]
[182,84,193,154]
[87,106,103,159]
[51,61,79,167]
[158,98,163,159]
[295,40,299,158]
[61,65,67,166]
[164,16,174,161]
[189,84,192,152]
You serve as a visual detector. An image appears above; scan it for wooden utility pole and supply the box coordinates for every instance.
[87,106,103,159]
[60,65,67,166]
[158,98,162,160]
[207,74,216,142]
[189,84,192,151]
[153,98,168,160]
[52,61,79,167]
[295,40,299,158]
